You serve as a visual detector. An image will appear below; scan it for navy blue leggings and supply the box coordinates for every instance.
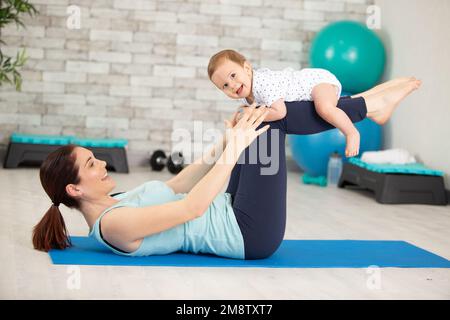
[226,96,367,259]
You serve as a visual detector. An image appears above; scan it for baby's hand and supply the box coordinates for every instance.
[234,105,248,123]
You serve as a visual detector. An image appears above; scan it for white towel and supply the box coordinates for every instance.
[361,149,417,164]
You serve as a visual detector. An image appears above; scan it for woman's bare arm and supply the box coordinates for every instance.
[166,134,227,194]
[101,199,196,248]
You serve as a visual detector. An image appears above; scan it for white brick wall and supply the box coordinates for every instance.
[0,0,374,163]
[66,60,110,74]
[90,30,133,42]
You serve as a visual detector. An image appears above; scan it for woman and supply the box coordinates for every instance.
[32,78,421,259]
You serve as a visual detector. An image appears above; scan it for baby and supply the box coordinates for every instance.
[208,49,360,157]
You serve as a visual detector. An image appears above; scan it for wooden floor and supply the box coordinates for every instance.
[0,165,449,299]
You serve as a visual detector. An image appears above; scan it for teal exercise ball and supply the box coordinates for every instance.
[310,20,386,93]
[288,93,382,177]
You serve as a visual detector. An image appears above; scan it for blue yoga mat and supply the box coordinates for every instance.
[48,237,450,268]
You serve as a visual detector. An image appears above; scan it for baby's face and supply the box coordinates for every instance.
[211,59,252,99]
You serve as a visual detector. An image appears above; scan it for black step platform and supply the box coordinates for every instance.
[3,142,129,173]
[338,162,447,205]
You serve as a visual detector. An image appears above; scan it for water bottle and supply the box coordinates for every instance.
[327,152,343,187]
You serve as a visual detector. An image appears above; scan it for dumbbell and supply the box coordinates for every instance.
[150,149,184,174]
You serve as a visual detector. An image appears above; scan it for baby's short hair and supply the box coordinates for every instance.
[208,49,247,79]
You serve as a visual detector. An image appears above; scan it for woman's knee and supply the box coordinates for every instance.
[244,235,283,260]
[245,245,279,260]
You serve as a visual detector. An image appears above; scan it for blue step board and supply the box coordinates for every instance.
[11,132,128,148]
[349,157,444,176]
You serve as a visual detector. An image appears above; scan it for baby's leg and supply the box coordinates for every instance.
[315,103,360,157]
[312,84,360,157]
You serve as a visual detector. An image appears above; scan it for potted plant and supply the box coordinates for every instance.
[0,0,38,91]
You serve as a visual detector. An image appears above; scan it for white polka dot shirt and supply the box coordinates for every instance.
[240,67,342,107]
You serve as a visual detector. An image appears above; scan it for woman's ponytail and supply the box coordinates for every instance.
[33,144,80,252]
[32,204,71,252]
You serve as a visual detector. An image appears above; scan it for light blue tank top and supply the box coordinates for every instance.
[89,180,245,259]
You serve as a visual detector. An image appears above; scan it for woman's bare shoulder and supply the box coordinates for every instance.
[99,206,143,253]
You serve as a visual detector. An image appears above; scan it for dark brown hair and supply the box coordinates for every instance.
[32,144,81,252]
[207,49,247,80]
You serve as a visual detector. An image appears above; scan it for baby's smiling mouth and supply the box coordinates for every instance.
[236,84,243,95]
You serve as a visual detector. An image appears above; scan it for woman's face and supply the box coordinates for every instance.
[69,147,116,201]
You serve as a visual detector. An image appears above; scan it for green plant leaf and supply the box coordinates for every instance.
[0,0,38,91]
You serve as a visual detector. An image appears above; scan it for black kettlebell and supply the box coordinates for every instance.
[150,149,184,174]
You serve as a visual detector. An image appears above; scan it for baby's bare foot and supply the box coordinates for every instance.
[366,79,422,125]
[345,131,360,158]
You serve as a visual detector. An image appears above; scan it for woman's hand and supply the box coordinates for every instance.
[223,105,270,153]
[226,105,245,128]
[227,103,263,127]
